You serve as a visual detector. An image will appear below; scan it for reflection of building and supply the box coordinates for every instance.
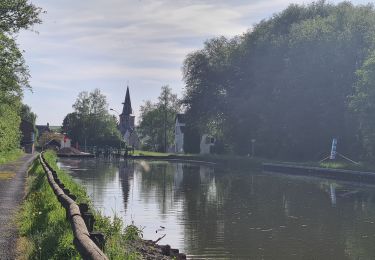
[119,160,134,211]
[174,114,185,153]
[119,86,140,148]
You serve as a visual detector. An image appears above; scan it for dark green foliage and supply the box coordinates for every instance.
[183,120,200,154]
[0,0,42,33]
[0,102,21,152]
[0,0,42,155]
[183,1,375,160]
[62,89,123,148]
[350,51,375,158]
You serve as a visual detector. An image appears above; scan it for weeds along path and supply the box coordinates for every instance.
[0,153,37,260]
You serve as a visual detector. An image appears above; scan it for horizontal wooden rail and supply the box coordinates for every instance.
[39,153,108,260]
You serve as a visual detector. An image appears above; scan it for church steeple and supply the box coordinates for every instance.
[119,86,135,137]
[122,86,132,115]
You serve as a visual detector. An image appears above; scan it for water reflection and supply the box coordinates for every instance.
[59,158,375,259]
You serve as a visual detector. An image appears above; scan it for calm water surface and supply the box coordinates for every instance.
[59,158,375,259]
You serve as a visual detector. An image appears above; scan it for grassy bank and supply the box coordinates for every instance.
[17,151,141,259]
[133,150,173,156]
[275,160,375,172]
[132,150,264,171]
[132,150,375,173]
[0,149,23,165]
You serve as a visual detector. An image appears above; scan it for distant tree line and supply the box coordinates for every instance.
[182,1,375,160]
[0,1,41,154]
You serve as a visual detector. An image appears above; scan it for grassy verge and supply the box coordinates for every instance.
[133,150,173,156]
[133,150,375,172]
[17,150,142,259]
[0,149,23,165]
[132,150,264,171]
[275,159,375,172]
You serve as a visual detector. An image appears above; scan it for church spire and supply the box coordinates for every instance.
[122,86,132,115]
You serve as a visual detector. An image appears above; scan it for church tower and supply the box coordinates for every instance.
[119,86,135,137]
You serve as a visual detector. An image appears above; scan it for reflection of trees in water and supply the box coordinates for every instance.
[317,181,375,259]
[64,158,118,205]
[118,160,135,211]
[180,169,375,259]
[72,158,375,259]
[135,161,178,217]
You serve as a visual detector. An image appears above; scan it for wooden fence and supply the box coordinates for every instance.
[39,153,108,260]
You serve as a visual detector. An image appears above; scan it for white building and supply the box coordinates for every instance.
[174,114,185,153]
[60,135,71,148]
[200,134,215,154]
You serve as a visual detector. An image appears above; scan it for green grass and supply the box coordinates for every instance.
[17,150,142,259]
[0,149,23,165]
[273,159,375,172]
[133,150,173,156]
[132,150,264,171]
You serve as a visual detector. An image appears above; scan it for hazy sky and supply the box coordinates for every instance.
[18,0,369,125]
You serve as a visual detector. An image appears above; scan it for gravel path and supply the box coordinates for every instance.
[0,153,37,260]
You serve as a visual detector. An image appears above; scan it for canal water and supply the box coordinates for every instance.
[59,158,375,259]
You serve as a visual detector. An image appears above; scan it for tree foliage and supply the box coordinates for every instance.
[0,0,42,33]
[183,1,375,160]
[62,89,123,148]
[138,86,181,152]
[0,0,41,154]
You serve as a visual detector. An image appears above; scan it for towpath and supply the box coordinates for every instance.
[0,153,36,260]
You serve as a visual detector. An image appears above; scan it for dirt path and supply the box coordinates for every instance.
[0,153,37,260]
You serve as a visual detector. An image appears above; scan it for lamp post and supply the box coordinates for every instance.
[110,108,122,151]
[251,139,256,158]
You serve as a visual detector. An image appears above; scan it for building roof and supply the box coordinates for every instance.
[176,113,186,123]
[121,86,133,115]
[36,124,50,134]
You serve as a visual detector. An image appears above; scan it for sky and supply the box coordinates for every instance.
[18,0,369,125]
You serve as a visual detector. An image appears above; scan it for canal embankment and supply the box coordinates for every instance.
[17,150,185,259]
[129,153,264,170]
[263,162,375,183]
[131,151,375,183]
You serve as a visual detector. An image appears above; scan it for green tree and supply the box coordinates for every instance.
[0,0,42,33]
[350,51,375,158]
[62,89,123,149]
[138,86,181,152]
[183,1,375,160]
[0,0,42,154]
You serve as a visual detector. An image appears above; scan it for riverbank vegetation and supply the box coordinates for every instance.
[0,149,23,165]
[0,1,41,157]
[181,1,375,163]
[17,151,142,259]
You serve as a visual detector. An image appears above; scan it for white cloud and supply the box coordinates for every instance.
[18,0,364,124]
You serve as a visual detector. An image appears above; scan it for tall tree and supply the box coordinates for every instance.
[138,86,181,152]
[183,1,375,160]
[0,0,42,154]
[62,89,123,149]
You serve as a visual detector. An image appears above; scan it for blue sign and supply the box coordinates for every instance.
[330,138,337,160]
